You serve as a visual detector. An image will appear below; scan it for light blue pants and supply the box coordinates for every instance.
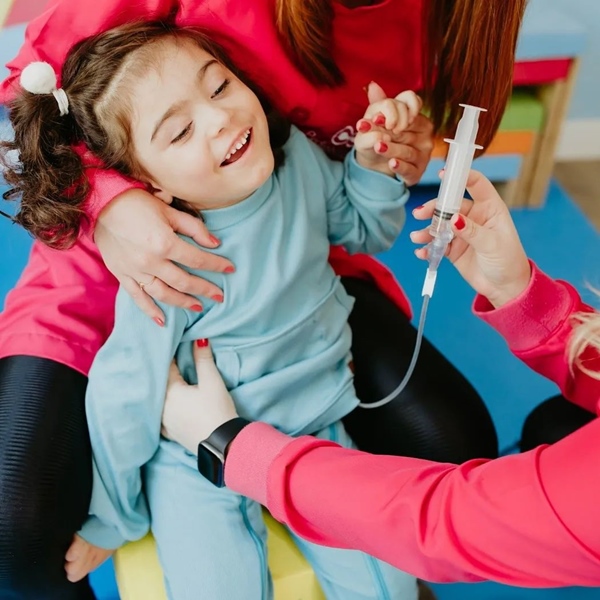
[144,420,418,600]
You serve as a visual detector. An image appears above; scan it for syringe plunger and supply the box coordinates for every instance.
[429,104,486,238]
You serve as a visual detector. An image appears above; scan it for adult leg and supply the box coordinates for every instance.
[0,356,95,600]
[288,421,418,600]
[146,444,273,600]
[341,277,498,463]
[520,394,595,452]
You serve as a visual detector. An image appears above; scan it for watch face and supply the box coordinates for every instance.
[197,449,225,487]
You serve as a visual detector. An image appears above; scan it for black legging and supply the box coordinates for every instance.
[0,356,95,600]
[0,278,498,597]
[520,394,595,452]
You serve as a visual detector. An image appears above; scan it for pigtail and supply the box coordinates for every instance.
[422,0,527,148]
[275,0,342,87]
[1,69,87,249]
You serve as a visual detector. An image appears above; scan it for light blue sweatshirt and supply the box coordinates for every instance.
[81,127,409,549]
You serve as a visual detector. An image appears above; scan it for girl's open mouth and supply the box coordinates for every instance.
[221,128,252,167]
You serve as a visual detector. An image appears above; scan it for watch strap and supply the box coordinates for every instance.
[197,417,250,486]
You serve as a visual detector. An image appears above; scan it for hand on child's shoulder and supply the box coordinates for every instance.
[354,83,422,177]
[65,534,115,582]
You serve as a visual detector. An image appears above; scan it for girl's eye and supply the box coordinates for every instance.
[171,123,192,144]
[211,79,230,99]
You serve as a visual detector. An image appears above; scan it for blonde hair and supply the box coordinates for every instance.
[569,295,600,380]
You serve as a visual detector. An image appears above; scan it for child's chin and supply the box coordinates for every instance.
[251,153,275,182]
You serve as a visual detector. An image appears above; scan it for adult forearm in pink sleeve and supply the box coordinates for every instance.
[475,263,599,414]
[227,421,600,587]
[84,166,145,225]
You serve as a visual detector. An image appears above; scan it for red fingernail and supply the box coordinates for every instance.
[374,114,386,126]
[223,266,235,273]
[211,294,224,303]
[357,120,371,133]
[190,304,203,312]
[454,215,466,230]
[196,339,209,348]
[153,317,165,327]
[377,142,388,153]
[209,234,220,247]
[413,205,424,211]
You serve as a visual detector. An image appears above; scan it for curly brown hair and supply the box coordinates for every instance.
[1,21,290,248]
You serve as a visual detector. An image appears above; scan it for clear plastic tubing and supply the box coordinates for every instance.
[359,104,486,410]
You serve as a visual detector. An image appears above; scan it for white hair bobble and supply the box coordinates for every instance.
[20,61,70,116]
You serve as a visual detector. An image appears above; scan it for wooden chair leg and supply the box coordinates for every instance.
[507,58,581,208]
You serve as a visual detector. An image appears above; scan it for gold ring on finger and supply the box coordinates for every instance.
[138,275,156,292]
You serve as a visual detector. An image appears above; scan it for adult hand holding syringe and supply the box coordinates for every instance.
[422,104,486,296]
[359,104,486,409]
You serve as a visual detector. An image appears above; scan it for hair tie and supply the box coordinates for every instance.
[20,61,69,116]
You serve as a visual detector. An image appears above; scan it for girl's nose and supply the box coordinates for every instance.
[206,105,232,137]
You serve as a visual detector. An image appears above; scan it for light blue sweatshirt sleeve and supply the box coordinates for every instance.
[78,289,188,549]
[295,130,409,254]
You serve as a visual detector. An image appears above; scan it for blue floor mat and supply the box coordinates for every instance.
[1,180,599,599]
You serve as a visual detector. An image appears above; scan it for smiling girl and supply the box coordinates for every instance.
[3,20,420,599]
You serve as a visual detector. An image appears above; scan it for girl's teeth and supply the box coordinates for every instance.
[224,130,250,162]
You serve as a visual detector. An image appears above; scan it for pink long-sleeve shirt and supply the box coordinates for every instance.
[226,263,600,587]
[0,0,420,372]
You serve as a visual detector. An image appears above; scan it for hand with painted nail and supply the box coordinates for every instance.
[95,188,235,324]
[410,170,531,308]
[64,535,114,583]
[354,82,432,183]
[161,339,239,454]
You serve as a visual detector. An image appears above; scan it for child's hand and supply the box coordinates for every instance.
[64,534,114,583]
[354,83,423,177]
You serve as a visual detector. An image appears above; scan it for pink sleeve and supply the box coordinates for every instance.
[226,421,600,587]
[84,166,145,225]
[474,262,599,414]
[0,0,176,102]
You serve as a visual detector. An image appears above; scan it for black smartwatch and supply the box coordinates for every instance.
[197,417,250,487]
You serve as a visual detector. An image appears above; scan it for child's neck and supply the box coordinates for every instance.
[187,184,264,213]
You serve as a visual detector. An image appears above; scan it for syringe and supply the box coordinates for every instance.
[359,104,485,410]
[422,104,487,296]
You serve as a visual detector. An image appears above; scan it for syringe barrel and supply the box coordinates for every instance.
[429,142,477,236]
[429,104,486,239]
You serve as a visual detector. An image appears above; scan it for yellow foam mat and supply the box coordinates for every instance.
[0,0,15,29]
[113,511,325,600]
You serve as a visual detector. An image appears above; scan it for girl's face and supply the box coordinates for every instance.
[129,40,274,210]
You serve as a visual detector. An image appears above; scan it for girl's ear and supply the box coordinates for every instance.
[150,185,174,205]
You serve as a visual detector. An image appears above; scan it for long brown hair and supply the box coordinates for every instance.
[1,21,289,248]
[275,0,527,147]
